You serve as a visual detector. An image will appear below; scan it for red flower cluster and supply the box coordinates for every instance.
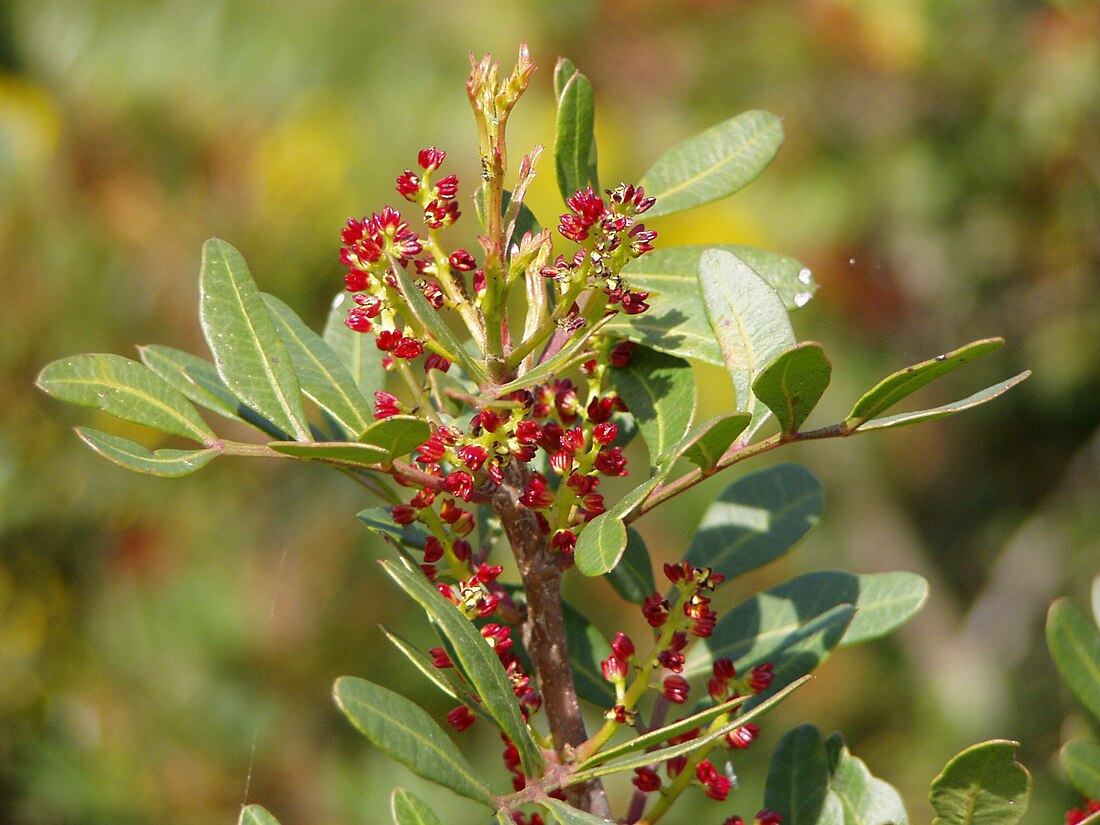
[1066,799,1100,825]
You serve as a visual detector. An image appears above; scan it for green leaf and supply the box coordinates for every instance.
[199,238,310,440]
[605,527,655,605]
[700,249,796,440]
[852,372,1030,432]
[497,315,614,395]
[825,732,909,825]
[359,415,432,463]
[1062,740,1100,799]
[765,724,834,825]
[380,559,544,775]
[268,441,388,469]
[684,463,824,580]
[606,245,815,365]
[333,676,496,806]
[664,413,751,473]
[543,798,616,825]
[562,601,614,708]
[138,344,288,439]
[640,110,784,217]
[930,740,1030,825]
[1093,576,1100,628]
[753,343,832,435]
[323,292,387,396]
[382,627,481,711]
[38,353,215,443]
[845,339,1004,429]
[609,345,695,467]
[568,676,809,785]
[239,805,283,825]
[575,476,664,576]
[391,787,444,825]
[686,572,925,679]
[553,57,599,202]
[75,427,218,477]
[356,507,431,551]
[262,293,374,436]
[391,260,489,386]
[1047,598,1100,724]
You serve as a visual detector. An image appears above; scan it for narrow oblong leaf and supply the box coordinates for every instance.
[262,293,374,436]
[825,732,909,825]
[753,342,832,435]
[380,559,543,776]
[700,249,796,439]
[610,345,695,467]
[199,238,310,440]
[268,441,389,469]
[324,292,387,396]
[553,57,599,202]
[392,788,444,825]
[684,463,824,580]
[663,413,751,473]
[543,798,616,825]
[138,344,287,439]
[1047,598,1100,724]
[498,315,614,395]
[607,245,814,365]
[76,427,218,477]
[333,676,495,806]
[1062,740,1100,799]
[853,372,1030,432]
[765,724,833,825]
[359,415,432,462]
[240,805,283,825]
[382,627,480,711]
[38,354,215,443]
[845,339,1004,429]
[605,527,655,605]
[686,571,928,680]
[357,507,431,550]
[929,740,1030,825]
[640,110,784,217]
[575,476,664,576]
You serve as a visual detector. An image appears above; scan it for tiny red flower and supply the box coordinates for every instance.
[551,529,576,555]
[422,536,444,563]
[611,631,634,660]
[749,662,775,693]
[449,248,477,271]
[393,336,424,359]
[428,646,453,668]
[395,170,420,200]
[662,675,690,704]
[424,353,451,373]
[601,655,628,682]
[418,147,446,171]
[444,470,476,502]
[727,723,760,749]
[592,422,618,444]
[446,705,476,731]
[633,767,661,793]
[609,340,636,367]
[594,446,628,476]
[642,593,670,627]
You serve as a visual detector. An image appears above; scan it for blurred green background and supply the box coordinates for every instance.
[2,0,1098,823]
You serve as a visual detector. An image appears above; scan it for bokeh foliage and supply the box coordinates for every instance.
[2,1,1097,823]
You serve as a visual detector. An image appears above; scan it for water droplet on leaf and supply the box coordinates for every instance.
[794,292,812,308]
[798,267,813,285]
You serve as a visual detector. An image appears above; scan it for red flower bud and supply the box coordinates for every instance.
[446,705,476,731]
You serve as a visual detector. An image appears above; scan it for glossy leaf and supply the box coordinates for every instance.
[240,805,282,825]
[323,292,387,396]
[640,110,783,217]
[544,798,615,825]
[700,249,796,439]
[845,339,1004,429]
[76,427,217,477]
[138,344,287,438]
[569,677,808,784]
[664,413,751,473]
[38,353,215,443]
[199,238,310,440]
[575,476,664,576]
[825,732,909,825]
[753,342,832,435]
[684,463,824,580]
[610,345,695,467]
[685,572,924,679]
[359,415,432,462]
[391,258,488,386]
[263,293,374,436]
[333,676,495,806]
[606,245,815,365]
[553,57,599,202]
[391,788,443,825]
[1047,598,1100,724]
[562,601,614,707]
[268,441,388,469]
[381,559,543,775]
[929,740,1030,825]
[1062,740,1100,799]
[853,372,1030,432]
[605,527,655,605]
[765,724,834,825]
